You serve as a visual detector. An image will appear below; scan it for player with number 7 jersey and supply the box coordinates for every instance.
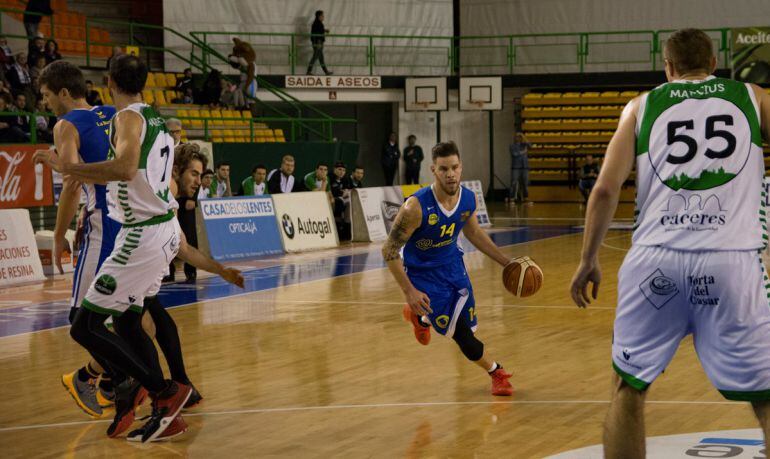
[106,103,177,226]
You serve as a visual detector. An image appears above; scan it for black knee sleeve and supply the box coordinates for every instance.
[452,319,484,361]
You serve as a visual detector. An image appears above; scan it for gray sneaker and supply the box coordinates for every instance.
[62,370,103,418]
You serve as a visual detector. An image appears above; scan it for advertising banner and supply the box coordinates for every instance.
[272,191,338,252]
[0,144,54,209]
[351,188,388,242]
[0,209,45,287]
[461,180,491,227]
[198,196,283,261]
[733,27,770,84]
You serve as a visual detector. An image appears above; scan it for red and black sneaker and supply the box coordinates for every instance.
[138,381,192,443]
[107,378,148,438]
[402,304,431,345]
[127,414,188,442]
[490,368,514,396]
[183,384,203,410]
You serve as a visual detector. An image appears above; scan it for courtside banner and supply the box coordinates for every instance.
[272,191,338,252]
[461,180,491,227]
[0,144,54,208]
[351,187,388,242]
[0,209,45,287]
[198,196,283,261]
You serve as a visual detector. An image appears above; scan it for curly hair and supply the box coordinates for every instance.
[174,143,208,174]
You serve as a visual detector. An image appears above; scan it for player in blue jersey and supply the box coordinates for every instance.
[382,141,515,396]
[39,61,121,418]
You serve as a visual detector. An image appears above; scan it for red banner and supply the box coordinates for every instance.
[0,144,54,208]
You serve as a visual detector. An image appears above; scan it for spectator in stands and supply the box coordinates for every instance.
[106,46,123,70]
[219,79,245,109]
[7,52,32,95]
[23,0,52,41]
[0,80,12,101]
[348,166,364,189]
[509,132,531,204]
[209,162,233,197]
[34,98,53,143]
[403,134,423,185]
[267,154,303,193]
[0,96,27,142]
[381,132,400,186]
[29,55,46,81]
[0,36,14,69]
[166,118,184,146]
[240,164,268,195]
[198,169,214,200]
[304,162,329,191]
[11,93,30,135]
[172,87,194,104]
[306,10,332,76]
[28,33,45,66]
[578,154,600,203]
[85,80,102,106]
[176,68,193,94]
[43,39,61,64]
[198,69,222,106]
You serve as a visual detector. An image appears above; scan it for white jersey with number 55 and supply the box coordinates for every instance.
[106,102,178,226]
[633,76,766,251]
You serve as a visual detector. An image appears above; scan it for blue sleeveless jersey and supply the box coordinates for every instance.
[402,185,477,270]
[60,106,115,212]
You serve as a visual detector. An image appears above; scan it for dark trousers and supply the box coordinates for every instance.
[405,166,420,185]
[510,168,529,202]
[307,43,329,73]
[383,165,397,186]
[579,178,596,202]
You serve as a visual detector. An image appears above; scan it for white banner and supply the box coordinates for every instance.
[272,191,338,252]
[285,76,381,89]
[461,180,492,227]
[352,188,388,242]
[0,209,45,287]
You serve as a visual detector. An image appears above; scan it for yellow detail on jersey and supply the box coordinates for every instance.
[428,213,439,225]
[439,223,455,238]
[435,315,449,329]
[468,307,476,321]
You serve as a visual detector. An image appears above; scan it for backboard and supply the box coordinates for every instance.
[405,77,448,111]
[459,77,503,111]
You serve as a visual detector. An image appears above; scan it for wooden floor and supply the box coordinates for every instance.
[0,203,763,458]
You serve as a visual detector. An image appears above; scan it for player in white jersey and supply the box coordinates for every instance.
[35,55,191,443]
[570,29,770,458]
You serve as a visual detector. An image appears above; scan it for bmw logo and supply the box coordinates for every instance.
[282,214,295,239]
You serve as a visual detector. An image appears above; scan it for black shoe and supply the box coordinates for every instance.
[184,272,197,283]
[162,274,175,284]
[107,378,147,438]
[183,384,203,410]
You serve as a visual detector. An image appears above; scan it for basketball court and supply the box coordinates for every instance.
[1,204,764,458]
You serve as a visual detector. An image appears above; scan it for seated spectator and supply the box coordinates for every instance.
[85,80,102,106]
[176,68,193,93]
[166,117,183,146]
[198,169,214,200]
[172,87,193,104]
[240,164,268,195]
[7,52,32,95]
[209,162,232,197]
[0,96,27,142]
[0,36,14,69]
[267,155,303,193]
[11,93,30,135]
[28,33,45,66]
[106,46,123,70]
[43,39,61,64]
[219,79,245,109]
[33,98,53,142]
[348,166,364,188]
[578,154,600,203]
[29,55,45,81]
[197,69,222,106]
[303,162,329,191]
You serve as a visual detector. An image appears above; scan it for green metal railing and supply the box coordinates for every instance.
[0,110,55,144]
[191,28,733,76]
[169,115,356,143]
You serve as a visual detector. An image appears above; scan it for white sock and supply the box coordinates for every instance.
[488,362,498,373]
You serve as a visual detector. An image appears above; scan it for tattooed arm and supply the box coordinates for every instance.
[381,197,432,315]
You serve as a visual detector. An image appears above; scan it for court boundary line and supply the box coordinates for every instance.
[0,231,585,340]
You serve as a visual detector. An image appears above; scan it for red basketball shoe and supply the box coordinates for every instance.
[402,304,431,345]
[490,368,514,396]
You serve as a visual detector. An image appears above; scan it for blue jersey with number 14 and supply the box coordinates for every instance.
[402,185,476,270]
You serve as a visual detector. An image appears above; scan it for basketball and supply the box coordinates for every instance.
[502,256,543,297]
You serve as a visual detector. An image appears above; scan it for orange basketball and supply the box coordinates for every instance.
[502,256,543,297]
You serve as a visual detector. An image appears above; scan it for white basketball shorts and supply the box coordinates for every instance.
[613,244,770,401]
